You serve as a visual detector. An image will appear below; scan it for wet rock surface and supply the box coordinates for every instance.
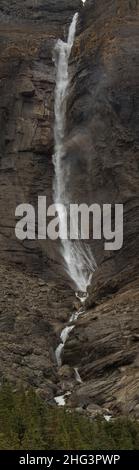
[0,0,139,416]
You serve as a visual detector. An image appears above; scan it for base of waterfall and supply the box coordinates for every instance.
[76,291,88,303]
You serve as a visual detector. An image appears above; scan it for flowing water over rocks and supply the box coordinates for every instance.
[54,291,88,406]
[55,295,87,370]
[53,13,97,405]
[53,12,96,292]
[74,368,83,384]
[55,325,75,367]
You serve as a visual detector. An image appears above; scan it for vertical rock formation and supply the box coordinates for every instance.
[0,0,139,416]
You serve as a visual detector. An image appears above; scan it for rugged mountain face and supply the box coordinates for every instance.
[0,0,139,417]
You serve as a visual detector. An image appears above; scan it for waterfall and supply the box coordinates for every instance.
[55,324,75,367]
[53,12,79,206]
[74,367,83,384]
[53,13,96,294]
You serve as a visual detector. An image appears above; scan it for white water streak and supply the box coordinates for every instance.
[55,343,64,367]
[61,325,75,344]
[74,367,83,384]
[55,325,75,367]
[53,13,96,293]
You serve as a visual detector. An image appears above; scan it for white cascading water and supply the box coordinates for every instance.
[55,305,85,368]
[54,14,96,406]
[53,13,96,294]
[55,324,75,367]
[74,367,83,384]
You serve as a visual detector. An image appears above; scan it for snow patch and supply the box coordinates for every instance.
[54,395,65,406]
[104,415,112,422]
[54,391,71,407]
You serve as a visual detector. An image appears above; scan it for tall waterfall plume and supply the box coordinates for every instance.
[53,13,96,293]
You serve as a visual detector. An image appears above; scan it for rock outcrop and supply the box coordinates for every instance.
[0,0,139,416]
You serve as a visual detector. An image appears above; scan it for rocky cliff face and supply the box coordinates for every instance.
[0,0,139,417]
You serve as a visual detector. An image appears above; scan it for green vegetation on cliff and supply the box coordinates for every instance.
[0,384,139,450]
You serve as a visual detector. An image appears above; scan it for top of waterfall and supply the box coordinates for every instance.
[67,12,78,50]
